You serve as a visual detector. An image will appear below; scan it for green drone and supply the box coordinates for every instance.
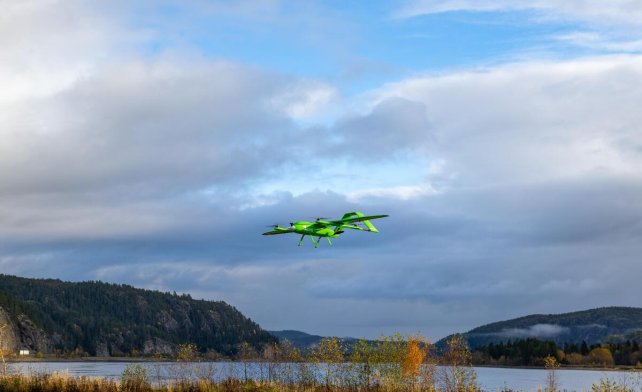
[262,211,388,248]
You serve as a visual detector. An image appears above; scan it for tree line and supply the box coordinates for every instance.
[472,337,641,367]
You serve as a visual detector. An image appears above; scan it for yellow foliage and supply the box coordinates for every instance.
[402,338,427,376]
[311,337,343,363]
[544,355,559,369]
[588,347,614,366]
[177,343,199,362]
[566,352,584,365]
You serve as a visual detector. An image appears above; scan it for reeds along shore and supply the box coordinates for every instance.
[0,373,352,392]
[0,373,441,392]
[1,369,642,392]
[0,366,451,392]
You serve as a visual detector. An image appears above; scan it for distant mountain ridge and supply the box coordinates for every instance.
[268,330,325,349]
[268,330,362,351]
[0,274,276,356]
[440,307,642,349]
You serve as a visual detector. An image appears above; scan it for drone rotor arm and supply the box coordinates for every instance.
[262,229,295,235]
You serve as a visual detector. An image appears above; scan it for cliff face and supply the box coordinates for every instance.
[0,307,18,352]
[15,314,52,353]
[0,274,277,356]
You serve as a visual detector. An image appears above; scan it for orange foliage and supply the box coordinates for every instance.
[402,338,427,376]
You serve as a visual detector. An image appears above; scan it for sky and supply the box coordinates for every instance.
[2,0,642,341]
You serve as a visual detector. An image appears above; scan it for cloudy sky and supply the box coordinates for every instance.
[2,0,642,341]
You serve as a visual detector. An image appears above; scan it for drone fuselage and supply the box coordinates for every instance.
[291,221,340,238]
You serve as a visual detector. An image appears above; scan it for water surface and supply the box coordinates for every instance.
[9,361,641,391]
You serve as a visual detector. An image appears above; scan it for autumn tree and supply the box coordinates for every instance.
[439,334,477,392]
[373,333,407,386]
[171,343,199,382]
[310,337,344,388]
[261,342,282,382]
[0,323,8,376]
[565,352,584,365]
[350,334,435,390]
[544,355,560,392]
[404,335,435,391]
[403,337,427,377]
[588,347,614,366]
[177,343,198,362]
[349,339,378,388]
[276,339,302,384]
[237,342,257,381]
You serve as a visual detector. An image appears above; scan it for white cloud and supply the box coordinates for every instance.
[0,58,297,194]
[369,56,642,187]
[396,0,642,26]
[346,184,437,202]
[0,1,153,101]
[270,81,340,121]
[554,32,642,52]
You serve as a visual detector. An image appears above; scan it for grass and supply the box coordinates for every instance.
[2,369,642,392]
[0,372,437,392]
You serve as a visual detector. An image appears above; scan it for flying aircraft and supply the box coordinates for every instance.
[262,211,388,248]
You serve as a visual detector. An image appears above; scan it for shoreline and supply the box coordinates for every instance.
[6,358,641,372]
[473,364,641,372]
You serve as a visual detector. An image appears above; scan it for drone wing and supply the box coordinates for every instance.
[326,213,388,233]
[330,214,389,225]
[262,228,295,235]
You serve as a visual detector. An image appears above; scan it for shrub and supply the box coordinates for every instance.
[121,363,151,392]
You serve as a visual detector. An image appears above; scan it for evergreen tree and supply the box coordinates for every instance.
[580,340,589,355]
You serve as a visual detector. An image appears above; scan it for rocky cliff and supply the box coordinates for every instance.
[0,307,18,352]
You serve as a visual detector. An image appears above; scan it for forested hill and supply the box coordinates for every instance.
[268,330,325,350]
[268,330,363,351]
[0,274,276,357]
[442,307,642,349]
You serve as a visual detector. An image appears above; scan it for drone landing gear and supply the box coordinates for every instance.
[302,236,329,248]
[309,236,321,248]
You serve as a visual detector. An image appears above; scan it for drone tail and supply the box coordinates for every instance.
[339,211,382,233]
[363,219,379,233]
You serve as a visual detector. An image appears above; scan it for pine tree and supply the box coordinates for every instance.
[580,340,589,356]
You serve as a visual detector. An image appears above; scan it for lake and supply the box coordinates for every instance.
[7,361,642,391]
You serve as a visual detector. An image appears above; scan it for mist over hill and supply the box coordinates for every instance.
[0,274,276,357]
[439,307,642,349]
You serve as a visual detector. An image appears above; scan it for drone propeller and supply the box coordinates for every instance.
[266,224,281,228]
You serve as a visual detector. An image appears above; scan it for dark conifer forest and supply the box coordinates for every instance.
[0,274,276,356]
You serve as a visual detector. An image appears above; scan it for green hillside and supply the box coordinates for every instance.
[0,274,276,357]
[440,307,642,349]
[268,330,326,350]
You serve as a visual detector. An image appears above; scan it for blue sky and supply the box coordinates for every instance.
[2,0,642,341]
